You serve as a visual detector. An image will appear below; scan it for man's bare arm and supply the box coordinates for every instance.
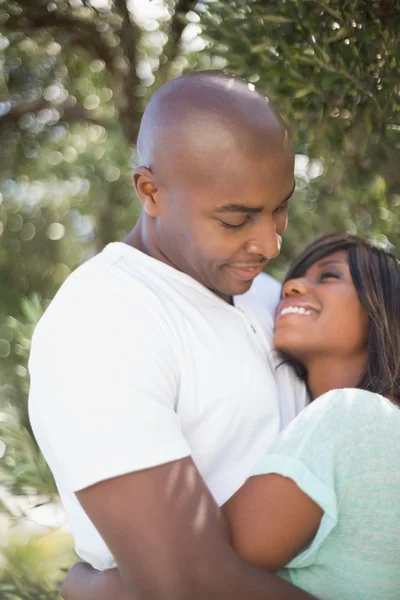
[61,564,131,600]
[62,457,317,600]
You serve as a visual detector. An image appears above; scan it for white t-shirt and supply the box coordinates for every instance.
[28,242,307,570]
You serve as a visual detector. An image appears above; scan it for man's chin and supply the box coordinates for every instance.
[234,280,254,295]
[218,278,254,299]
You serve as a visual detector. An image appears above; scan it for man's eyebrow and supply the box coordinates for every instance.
[215,204,263,214]
[215,183,296,214]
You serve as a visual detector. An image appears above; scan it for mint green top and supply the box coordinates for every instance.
[251,388,400,600]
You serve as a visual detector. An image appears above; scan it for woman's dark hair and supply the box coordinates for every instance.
[280,233,400,401]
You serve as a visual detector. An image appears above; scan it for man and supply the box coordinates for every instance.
[29,71,313,599]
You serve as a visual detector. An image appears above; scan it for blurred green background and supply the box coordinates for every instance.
[0,0,399,597]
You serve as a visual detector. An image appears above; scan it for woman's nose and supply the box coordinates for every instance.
[282,277,308,298]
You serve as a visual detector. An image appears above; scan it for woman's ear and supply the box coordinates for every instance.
[133,167,160,217]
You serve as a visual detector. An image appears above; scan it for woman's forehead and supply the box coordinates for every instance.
[299,249,350,277]
[312,249,349,267]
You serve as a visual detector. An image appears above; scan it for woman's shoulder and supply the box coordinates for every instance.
[302,388,400,434]
[271,388,400,458]
[312,387,397,412]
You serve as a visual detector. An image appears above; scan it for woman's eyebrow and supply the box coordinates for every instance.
[318,260,348,267]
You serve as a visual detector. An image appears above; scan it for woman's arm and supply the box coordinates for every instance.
[223,473,323,572]
[223,390,371,572]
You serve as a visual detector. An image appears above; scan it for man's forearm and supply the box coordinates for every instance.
[62,559,316,600]
[61,564,133,600]
[62,555,316,600]
[205,550,317,600]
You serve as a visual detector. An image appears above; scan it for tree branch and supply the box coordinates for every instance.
[60,102,105,127]
[165,0,197,63]
[113,0,143,144]
[158,0,198,82]
[0,98,45,124]
[2,3,135,143]
[114,0,141,75]
[0,96,104,128]
[2,10,117,73]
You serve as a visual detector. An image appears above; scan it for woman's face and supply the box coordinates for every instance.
[274,250,369,366]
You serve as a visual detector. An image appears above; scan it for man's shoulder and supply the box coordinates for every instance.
[36,245,167,338]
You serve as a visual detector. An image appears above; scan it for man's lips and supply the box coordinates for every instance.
[225,263,266,281]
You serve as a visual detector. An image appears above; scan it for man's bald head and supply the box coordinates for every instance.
[131,71,295,302]
[137,70,290,175]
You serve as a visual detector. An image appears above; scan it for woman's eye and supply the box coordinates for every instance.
[220,218,249,229]
[320,271,340,281]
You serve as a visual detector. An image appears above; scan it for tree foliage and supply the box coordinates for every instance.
[0,0,399,595]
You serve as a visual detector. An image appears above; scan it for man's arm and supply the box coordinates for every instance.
[61,565,130,600]
[62,456,317,600]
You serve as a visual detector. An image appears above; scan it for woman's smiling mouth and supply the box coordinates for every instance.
[276,302,319,321]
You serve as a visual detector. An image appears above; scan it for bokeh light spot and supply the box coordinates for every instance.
[0,340,11,358]
[47,223,65,240]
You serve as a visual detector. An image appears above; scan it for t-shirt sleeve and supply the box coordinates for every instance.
[250,388,375,568]
[29,280,190,492]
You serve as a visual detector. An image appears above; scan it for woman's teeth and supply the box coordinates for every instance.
[279,306,312,316]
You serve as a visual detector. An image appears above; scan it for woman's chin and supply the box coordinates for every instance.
[273,332,309,361]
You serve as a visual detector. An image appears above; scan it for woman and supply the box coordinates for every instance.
[224,233,400,599]
[63,233,400,599]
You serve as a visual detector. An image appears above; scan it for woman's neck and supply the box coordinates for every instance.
[306,353,367,400]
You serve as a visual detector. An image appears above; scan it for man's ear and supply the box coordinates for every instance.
[133,167,160,217]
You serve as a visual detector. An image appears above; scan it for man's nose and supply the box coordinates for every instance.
[244,221,282,260]
[282,277,308,297]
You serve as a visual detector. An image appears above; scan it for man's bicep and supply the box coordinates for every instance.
[76,456,230,599]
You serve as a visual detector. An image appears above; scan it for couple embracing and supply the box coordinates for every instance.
[28,71,400,600]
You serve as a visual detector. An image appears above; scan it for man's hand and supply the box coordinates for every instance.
[61,564,131,600]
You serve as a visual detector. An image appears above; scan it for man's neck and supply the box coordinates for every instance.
[123,218,233,304]
[123,215,152,256]
[124,217,180,271]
